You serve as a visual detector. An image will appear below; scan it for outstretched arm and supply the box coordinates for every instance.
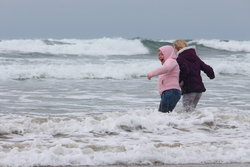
[201,61,215,79]
[147,59,176,80]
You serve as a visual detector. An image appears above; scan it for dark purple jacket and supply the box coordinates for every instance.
[176,46,215,94]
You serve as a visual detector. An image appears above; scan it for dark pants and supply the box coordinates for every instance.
[159,89,181,113]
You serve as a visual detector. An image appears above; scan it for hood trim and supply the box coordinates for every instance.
[176,46,196,56]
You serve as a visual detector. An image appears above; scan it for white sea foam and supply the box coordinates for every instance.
[204,53,250,76]
[0,108,250,166]
[0,59,159,80]
[1,52,250,81]
[191,39,250,52]
[1,38,250,56]
[157,39,250,52]
[0,38,149,55]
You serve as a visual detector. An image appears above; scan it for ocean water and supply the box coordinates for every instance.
[0,38,250,166]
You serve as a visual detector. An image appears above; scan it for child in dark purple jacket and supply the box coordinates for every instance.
[173,40,215,112]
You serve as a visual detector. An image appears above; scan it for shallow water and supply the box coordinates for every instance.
[0,38,250,166]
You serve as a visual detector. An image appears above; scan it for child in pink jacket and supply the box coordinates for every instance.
[147,45,181,113]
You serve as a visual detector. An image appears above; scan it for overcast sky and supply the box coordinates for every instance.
[0,0,249,40]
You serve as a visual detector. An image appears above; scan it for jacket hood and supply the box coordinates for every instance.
[176,46,196,56]
[159,45,177,61]
[176,46,198,62]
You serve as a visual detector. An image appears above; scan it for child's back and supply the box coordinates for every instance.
[173,40,215,111]
[176,45,214,94]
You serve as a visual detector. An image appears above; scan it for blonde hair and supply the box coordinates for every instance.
[173,40,187,51]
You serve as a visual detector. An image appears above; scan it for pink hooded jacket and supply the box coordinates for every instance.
[148,46,181,95]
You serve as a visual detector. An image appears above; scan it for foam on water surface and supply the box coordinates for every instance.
[0,109,250,166]
[1,38,250,166]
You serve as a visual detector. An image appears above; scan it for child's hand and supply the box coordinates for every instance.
[147,73,152,80]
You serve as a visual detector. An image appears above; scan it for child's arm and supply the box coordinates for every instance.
[147,59,176,79]
[200,61,215,79]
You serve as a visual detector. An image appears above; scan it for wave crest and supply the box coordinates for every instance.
[190,39,250,52]
[0,38,149,56]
